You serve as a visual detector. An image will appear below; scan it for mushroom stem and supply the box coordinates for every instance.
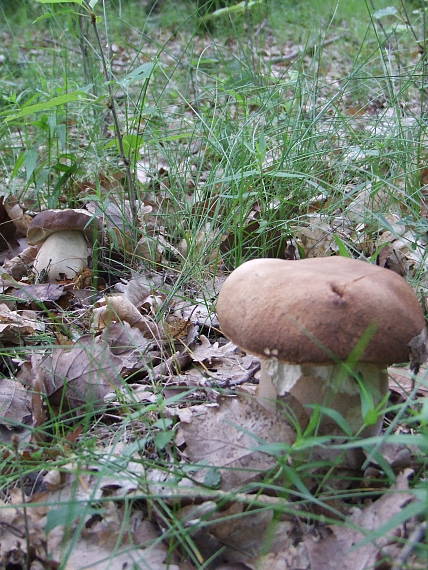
[33,230,89,281]
[256,358,277,412]
[258,359,388,436]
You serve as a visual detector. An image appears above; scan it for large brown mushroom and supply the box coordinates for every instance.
[217,256,427,438]
[27,209,99,282]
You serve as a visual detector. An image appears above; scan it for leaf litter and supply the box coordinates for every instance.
[1,9,428,570]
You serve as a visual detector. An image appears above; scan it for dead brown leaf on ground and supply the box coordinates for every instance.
[177,391,298,491]
[0,378,32,442]
[0,303,45,342]
[32,335,124,409]
[12,282,66,304]
[251,470,417,570]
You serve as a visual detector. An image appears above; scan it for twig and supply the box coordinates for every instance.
[206,361,261,388]
[392,522,427,570]
[151,352,192,379]
[269,35,343,64]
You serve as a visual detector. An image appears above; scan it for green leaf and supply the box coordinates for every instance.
[3,91,89,123]
[333,234,352,257]
[292,435,336,451]
[10,151,26,180]
[331,433,428,451]
[203,468,222,489]
[373,6,398,19]
[306,405,353,436]
[154,430,174,450]
[24,149,38,182]
[255,441,291,456]
[363,408,379,426]
[36,0,83,4]
[118,63,156,88]
[46,503,103,533]
[153,417,173,430]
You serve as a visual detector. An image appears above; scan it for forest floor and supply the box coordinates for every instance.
[0,0,427,568]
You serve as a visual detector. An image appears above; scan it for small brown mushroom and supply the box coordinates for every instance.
[27,209,100,282]
[217,256,427,438]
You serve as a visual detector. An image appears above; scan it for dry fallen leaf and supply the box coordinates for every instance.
[0,468,180,569]
[92,294,161,339]
[0,196,18,251]
[100,321,157,374]
[2,244,38,279]
[177,391,298,491]
[388,365,428,398]
[12,283,66,304]
[174,299,220,329]
[190,335,236,364]
[34,335,124,409]
[252,470,416,570]
[305,469,416,570]
[3,196,32,237]
[0,378,32,442]
[0,303,45,343]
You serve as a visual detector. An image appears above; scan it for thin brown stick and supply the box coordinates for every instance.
[392,522,427,570]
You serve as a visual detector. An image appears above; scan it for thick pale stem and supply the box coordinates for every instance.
[256,358,277,412]
[258,358,388,437]
[33,230,89,282]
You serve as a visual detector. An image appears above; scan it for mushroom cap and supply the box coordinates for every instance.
[27,209,99,245]
[217,257,426,365]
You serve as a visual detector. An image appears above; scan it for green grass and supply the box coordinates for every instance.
[1,0,428,567]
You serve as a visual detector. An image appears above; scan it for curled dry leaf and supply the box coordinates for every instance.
[164,315,197,344]
[136,231,182,263]
[100,321,152,355]
[376,229,426,277]
[92,294,161,339]
[0,196,18,251]
[100,322,157,374]
[252,470,416,570]
[177,391,298,491]
[190,335,237,364]
[0,304,45,343]
[3,196,32,237]
[388,365,428,398]
[408,327,428,374]
[0,378,31,437]
[174,299,220,329]
[294,214,336,258]
[118,273,152,307]
[34,336,123,409]
[177,221,221,265]
[2,245,38,279]
[12,283,65,304]
[294,214,355,258]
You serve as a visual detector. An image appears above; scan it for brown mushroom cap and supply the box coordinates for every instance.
[27,209,99,245]
[217,256,426,365]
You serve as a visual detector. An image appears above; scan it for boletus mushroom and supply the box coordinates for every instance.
[217,256,427,438]
[27,209,99,282]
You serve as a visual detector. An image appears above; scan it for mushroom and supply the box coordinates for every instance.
[217,256,427,438]
[27,209,99,282]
